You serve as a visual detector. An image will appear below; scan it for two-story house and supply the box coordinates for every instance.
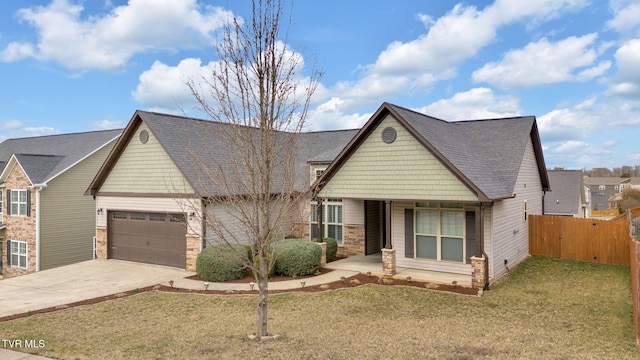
[0,130,121,278]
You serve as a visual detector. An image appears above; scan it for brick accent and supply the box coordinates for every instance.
[338,224,365,257]
[471,256,486,289]
[185,235,200,271]
[382,248,396,276]
[2,164,37,278]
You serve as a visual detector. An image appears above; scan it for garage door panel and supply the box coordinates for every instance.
[108,211,186,268]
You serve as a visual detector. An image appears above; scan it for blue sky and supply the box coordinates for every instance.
[0,0,639,170]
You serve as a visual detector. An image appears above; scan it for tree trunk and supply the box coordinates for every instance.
[257,267,269,337]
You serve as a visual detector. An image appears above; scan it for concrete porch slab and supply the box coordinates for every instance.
[324,253,472,287]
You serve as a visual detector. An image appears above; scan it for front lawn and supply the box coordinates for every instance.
[1,256,638,359]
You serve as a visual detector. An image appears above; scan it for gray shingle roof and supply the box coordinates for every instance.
[388,104,546,200]
[544,170,584,215]
[0,129,122,184]
[135,111,358,196]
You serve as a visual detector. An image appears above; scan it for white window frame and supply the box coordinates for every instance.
[310,199,343,244]
[598,185,606,190]
[10,189,28,216]
[0,190,3,223]
[414,202,466,263]
[10,240,28,269]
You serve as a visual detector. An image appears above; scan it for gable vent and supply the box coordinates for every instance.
[381,127,397,144]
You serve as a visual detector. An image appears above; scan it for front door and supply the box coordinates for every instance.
[365,200,385,254]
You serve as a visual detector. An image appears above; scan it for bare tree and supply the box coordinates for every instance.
[186,0,321,338]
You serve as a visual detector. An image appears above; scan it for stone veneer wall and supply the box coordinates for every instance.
[338,224,365,257]
[96,227,107,259]
[2,164,37,278]
[185,235,200,272]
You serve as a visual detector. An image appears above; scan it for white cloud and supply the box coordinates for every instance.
[416,88,521,120]
[132,58,211,110]
[555,140,588,152]
[606,39,640,97]
[313,0,588,116]
[91,119,125,130]
[1,0,233,70]
[306,97,371,131]
[472,34,610,88]
[0,120,23,130]
[133,42,317,120]
[607,0,640,36]
[0,42,35,62]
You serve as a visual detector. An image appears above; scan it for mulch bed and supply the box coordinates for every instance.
[0,268,477,323]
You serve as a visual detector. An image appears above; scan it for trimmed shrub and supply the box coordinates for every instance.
[272,239,321,277]
[196,244,248,282]
[323,237,338,262]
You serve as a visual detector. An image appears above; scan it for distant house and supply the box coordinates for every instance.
[544,170,587,217]
[0,130,121,278]
[583,177,640,210]
[86,103,550,289]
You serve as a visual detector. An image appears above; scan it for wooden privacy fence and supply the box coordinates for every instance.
[529,215,630,266]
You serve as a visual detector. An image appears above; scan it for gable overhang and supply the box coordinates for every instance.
[0,155,34,187]
[85,111,196,197]
[314,102,490,202]
[530,119,550,192]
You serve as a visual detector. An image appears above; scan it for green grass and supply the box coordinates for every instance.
[1,256,638,359]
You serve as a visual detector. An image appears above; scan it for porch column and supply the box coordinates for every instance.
[385,201,392,249]
[316,198,323,242]
[382,200,396,276]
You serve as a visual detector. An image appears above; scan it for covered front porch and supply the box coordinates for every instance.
[324,252,472,287]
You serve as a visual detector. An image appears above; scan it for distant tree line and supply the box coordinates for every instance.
[551,165,640,178]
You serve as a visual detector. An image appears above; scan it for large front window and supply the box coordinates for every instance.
[310,199,343,244]
[415,202,465,263]
[10,240,27,269]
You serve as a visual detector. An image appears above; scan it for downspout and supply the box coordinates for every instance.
[32,184,47,272]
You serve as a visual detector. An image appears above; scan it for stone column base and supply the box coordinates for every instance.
[318,242,327,266]
[382,248,396,276]
[186,235,201,272]
[471,256,486,289]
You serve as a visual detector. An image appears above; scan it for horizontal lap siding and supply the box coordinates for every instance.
[491,138,542,280]
[320,116,476,201]
[40,143,115,270]
[344,199,364,226]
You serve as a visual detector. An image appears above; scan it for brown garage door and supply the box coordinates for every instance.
[108,211,186,268]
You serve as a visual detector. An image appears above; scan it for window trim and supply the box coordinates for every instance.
[10,240,28,269]
[310,199,344,244]
[9,189,28,217]
[413,202,466,263]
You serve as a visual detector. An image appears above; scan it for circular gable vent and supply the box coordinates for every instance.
[381,127,397,144]
[139,130,149,144]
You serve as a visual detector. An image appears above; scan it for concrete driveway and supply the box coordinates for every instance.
[0,259,193,318]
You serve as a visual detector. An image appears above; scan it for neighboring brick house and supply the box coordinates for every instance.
[0,130,121,278]
[544,170,588,217]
